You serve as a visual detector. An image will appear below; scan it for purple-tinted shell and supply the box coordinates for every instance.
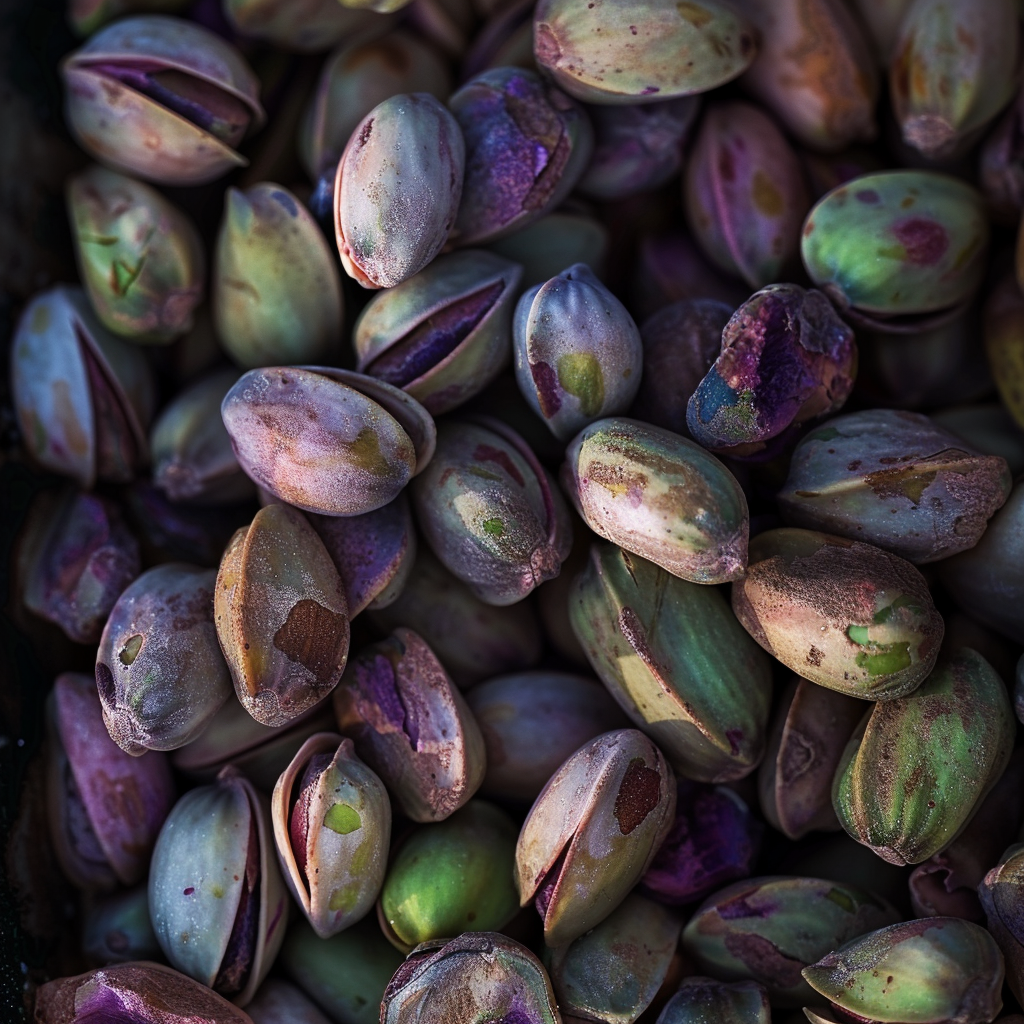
[980,88,1024,223]
[22,489,140,644]
[686,284,857,458]
[48,672,175,889]
[449,66,593,246]
[640,780,761,907]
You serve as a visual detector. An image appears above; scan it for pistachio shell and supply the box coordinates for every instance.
[981,843,1024,1004]
[81,887,160,965]
[732,528,944,700]
[247,979,333,1024]
[488,211,609,288]
[656,977,770,1024]
[987,271,1024,430]
[216,503,350,727]
[847,0,915,66]
[224,0,388,52]
[533,0,756,104]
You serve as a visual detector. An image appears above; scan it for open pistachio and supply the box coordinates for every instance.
[515,728,676,947]
[97,563,233,755]
[563,417,748,583]
[732,528,944,700]
[354,250,522,415]
[412,417,572,605]
[68,165,204,344]
[571,544,772,782]
[61,15,265,186]
[149,766,289,1006]
[216,503,350,727]
[272,733,390,938]
[333,627,485,821]
[221,366,435,517]
[11,286,155,488]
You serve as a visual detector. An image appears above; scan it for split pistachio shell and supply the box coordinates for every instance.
[379,799,519,950]
[732,528,944,700]
[563,417,748,583]
[61,15,265,186]
[11,286,155,488]
[891,0,1019,161]
[514,266,643,440]
[778,410,1012,563]
[333,627,486,821]
[571,544,772,782]
[801,171,990,320]
[684,101,811,289]
[515,728,676,947]
[224,0,387,52]
[272,733,390,938]
[149,767,289,1005]
[68,165,204,344]
[96,563,233,755]
[682,876,899,1007]
[833,648,1016,866]
[334,93,465,289]
[214,183,343,369]
[533,0,756,105]
[221,366,435,517]
[412,418,572,605]
[802,918,1005,1024]
[986,272,1024,430]
[656,978,770,1024]
[544,893,682,1024]
[354,250,522,415]
[215,503,350,727]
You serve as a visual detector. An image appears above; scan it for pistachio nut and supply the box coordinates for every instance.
[279,916,403,1024]
[97,563,233,754]
[563,417,749,583]
[216,503,350,727]
[514,266,642,440]
[515,728,676,947]
[11,286,155,487]
[981,843,1024,1004]
[571,544,772,782]
[69,0,190,37]
[61,15,265,186]
[656,977,770,1024]
[381,933,560,1024]
[411,417,572,605]
[151,369,254,505]
[333,627,486,821]
[802,918,1005,1024]
[68,165,204,344]
[33,962,253,1024]
[686,284,857,458]
[533,0,756,104]
[938,481,1024,643]
[758,677,864,841]
[631,298,733,437]
[308,494,416,616]
[21,488,140,645]
[354,250,522,415]
[890,0,1019,161]
[272,733,390,938]
[734,0,878,151]
[449,67,593,246]
[247,979,333,1024]
[149,766,288,1005]
[378,799,519,951]
[640,781,762,906]
[545,892,682,1024]
[334,92,464,289]
[221,366,435,517]
[682,876,899,1006]
[464,670,626,802]
[578,97,699,201]
[778,410,1012,563]
[684,101,812,289]
[368,547,543,686]
[801,171,990,324]
[987,272,1024,430]
[214,183,343,368]
[47,672,175,890]
[488,211,609,288]
[224,0,388,52]
[732,528,944,700]
[82,886,160,965]
[980,89,1024,223]
[833,648,1016,866]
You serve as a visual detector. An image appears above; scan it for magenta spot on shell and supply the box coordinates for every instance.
[892,217,949,266]
[641,86,661,95]
[855,189,881,204]
[717,892,775,920]
[358,653,411,738]
[473,444,526,487]
[717,146,736,183]
[530,360,562,419]
[183,886,195,896]
[499,995,542,1024]
[725,729,743,755]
